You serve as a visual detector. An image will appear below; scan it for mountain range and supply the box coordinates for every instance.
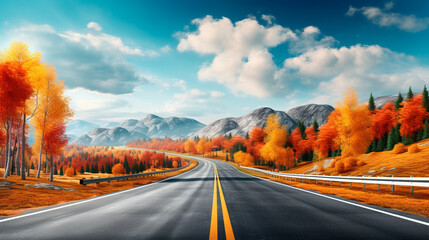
[71,115,205,146]
[190,104,334,138]
[70,103,334,146]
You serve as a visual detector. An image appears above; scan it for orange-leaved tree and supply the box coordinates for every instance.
[315,110,339,158]
[399,95,426,142]
[0,61,33,178]
[370,102,397,140]
[334,88,372,157]
[233,151,254,167]
[43,122,69,181]
[184,139,197,155]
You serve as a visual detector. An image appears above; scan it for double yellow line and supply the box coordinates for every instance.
[209,162,235,240]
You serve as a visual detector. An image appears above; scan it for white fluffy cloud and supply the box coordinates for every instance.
[87,22,102,31]
[178,15,295,98]
[347,4,429,32]
[9,23,160,94]
[177,15,429,101]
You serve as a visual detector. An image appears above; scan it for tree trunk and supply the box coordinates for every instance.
[49,155,53,182]
[15,137,20,176]
[4,120,12,178]
[21,113,26,180]
[36,132,44,178]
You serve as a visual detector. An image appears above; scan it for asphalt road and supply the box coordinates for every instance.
[0,153,428,239]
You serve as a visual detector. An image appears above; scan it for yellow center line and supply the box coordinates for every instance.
[216,167,235,240]
[209,164,218,240]
[209,162,235,240]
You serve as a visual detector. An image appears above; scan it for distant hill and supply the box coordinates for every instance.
[72,115,205,146]
[190,104,334,138]
[66,120,101,137]
[287,104,334,127]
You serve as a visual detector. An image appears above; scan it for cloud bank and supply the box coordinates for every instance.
[177,15,428,102]
[9,22,159,94]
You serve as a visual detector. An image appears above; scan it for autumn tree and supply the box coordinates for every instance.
[260,114,289,170]
[32,65,73,178]
[197,138,207,156]
[0,61,33,178]
[112,163,126,175]
[233,151,254,167]
[399,95,426,144]
[4,41,43,180]
[334,88,372,157]
[184,139,197,155]
[315,110,339,158]
[43,122,69,181]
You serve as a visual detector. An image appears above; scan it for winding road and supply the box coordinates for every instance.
[0,152,428,239]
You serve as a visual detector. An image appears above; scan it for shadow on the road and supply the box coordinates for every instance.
[162,177,261,183]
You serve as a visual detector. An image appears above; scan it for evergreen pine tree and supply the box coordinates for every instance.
[86,163,90,173]
[394,124,401,143]
[298,121,306,139]
[245,132,249,139]
[423,85,429,111]
[371,140,377,152]
[123,157,130,174]
[101,165,105,173]
[312,120,319,132]
[376,138,384,152]
[416,128,423,142]
[59,167,63,176]
[423,118,429,139]
[368,93,376,111]
[395,93,403,110]
[138,161,144,172]
[80,166,85,174]
[386,128,395,150]
[225,154,229,161]
[95,163,99,173]
[407,86,413,101]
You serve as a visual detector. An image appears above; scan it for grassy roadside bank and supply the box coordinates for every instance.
[231,163,429,217]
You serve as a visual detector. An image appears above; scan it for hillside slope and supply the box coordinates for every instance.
[284,140,429,177]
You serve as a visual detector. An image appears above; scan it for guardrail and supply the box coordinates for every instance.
[240,166,429,195]
[79,160,192,185]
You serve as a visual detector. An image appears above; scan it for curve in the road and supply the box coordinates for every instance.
[0,151,428,240]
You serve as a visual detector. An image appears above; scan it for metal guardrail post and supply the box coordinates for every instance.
[392,185,395,193]
[411,175,414,195]
[363,183,365,190]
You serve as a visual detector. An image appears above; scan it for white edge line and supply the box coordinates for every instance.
[235,165,429,227]
[0,160,200,224]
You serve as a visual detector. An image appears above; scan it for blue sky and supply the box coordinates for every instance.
[1,0,429,125]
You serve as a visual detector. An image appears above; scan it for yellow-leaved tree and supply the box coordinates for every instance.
[32,65,73,178]
[260,114,292,170]
[334,88,372,157]
[233,151,254,166]
[197,138,207,156]
[3,41,42,179]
